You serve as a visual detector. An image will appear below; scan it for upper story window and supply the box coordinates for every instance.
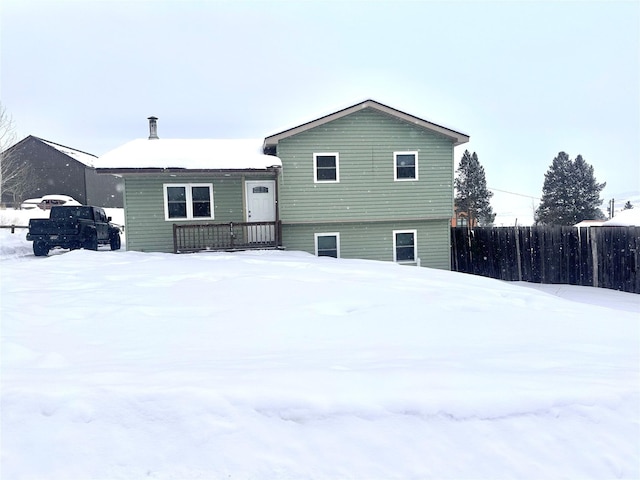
[394,151,418,181]
[393,229,417,263]
[315,232,340,258]
[163,183,214,221]
[313,153,340,183]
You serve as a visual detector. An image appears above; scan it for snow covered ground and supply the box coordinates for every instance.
[1,217,638,479]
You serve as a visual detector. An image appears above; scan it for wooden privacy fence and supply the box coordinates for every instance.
[451,226,640,294]
[173,221,281,253]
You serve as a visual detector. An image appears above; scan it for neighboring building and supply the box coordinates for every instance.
[451,209,477,228]
[97,100,469,269]
[602,209,640,226]
[1,135,123,207]
[573,220,605,228]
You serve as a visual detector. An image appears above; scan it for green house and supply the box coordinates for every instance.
[97,131,283,254]
[98,101,468,269]
[263,100,468,269]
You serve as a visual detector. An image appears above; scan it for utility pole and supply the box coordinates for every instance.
[608,198,615,219]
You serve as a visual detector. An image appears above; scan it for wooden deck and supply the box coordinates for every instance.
[173,221,281,253]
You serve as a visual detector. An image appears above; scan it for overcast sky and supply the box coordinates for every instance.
[2,0,638,224]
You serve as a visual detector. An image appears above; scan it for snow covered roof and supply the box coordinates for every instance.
[602,208,640,226]
[574,220,605,227]
[37,137,97,167]
[96,138,281,172]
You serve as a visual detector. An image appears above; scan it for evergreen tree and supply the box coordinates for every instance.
[623,201,633,210]
[535,152,606,225]
[454,150,495,227]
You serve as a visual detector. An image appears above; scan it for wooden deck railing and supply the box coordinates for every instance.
[173,221,282,253]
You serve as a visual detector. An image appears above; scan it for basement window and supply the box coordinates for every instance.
[315,232,340,258]
[393,229,417,263]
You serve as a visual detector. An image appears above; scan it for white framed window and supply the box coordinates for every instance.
[315,232,340,258]
[393,229,417,263]
[394,151,418,181]
[313,152,340,183]
[163,183,214,221]
[456,215,468,228]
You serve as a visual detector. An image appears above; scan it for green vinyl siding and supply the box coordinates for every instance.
[123,174,268,252]
[282,219,451,270]
[277,108,454,224]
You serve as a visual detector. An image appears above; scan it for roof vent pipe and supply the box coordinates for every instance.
[148,116,158,140]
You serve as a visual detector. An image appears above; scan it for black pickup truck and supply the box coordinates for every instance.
[27,205,122,256]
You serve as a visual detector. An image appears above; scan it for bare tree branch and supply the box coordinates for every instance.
[0,103,33,206]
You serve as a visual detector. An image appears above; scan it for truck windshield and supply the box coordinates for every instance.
[50,207,93,220]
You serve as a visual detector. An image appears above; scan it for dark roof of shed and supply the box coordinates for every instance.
[8,135,98,167]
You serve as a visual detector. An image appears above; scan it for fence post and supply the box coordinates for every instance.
[591,228,599,288]
[515,227,522,281]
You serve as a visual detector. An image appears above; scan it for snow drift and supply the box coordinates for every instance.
[1,229,638,479]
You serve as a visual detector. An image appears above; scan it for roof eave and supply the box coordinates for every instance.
[96,166,281,175]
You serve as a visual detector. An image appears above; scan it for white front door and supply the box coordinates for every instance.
[245,180,276,242]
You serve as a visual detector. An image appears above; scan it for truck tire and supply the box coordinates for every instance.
[33,241,50,257]
[85,231,98,251]
[110,233,121,250]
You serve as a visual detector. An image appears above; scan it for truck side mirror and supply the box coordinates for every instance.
[107,217,112,222]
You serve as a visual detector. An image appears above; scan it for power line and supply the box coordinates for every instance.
[488,187,540,201]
